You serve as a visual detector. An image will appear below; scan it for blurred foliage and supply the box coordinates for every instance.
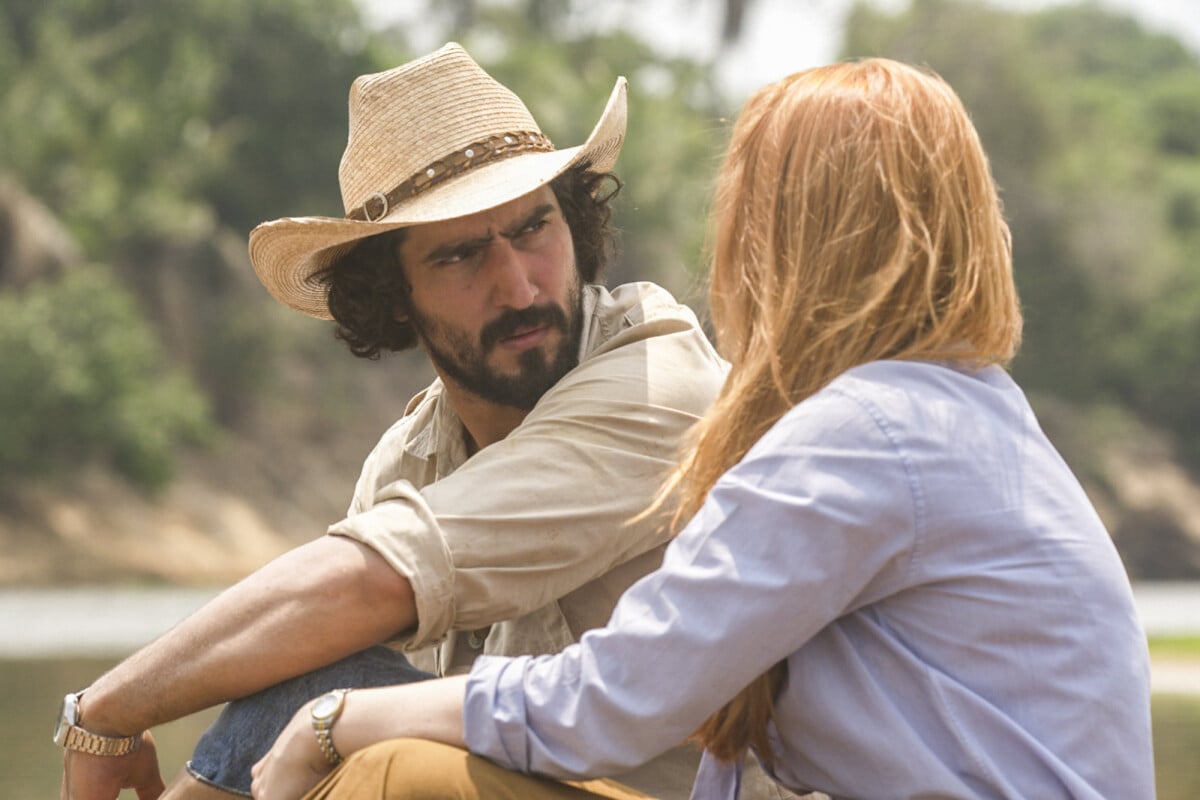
[1148,635,1200,658]
[843,0,1200,470]
[0,266,210,489]
[0,0,381,258]
[0,0,389,489]
[1,0,1199,502]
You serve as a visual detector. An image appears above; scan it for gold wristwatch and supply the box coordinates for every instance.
[311,688,351,766]
[53,690,142,756]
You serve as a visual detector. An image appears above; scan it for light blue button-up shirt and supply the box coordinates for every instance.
[464,360,1155,799]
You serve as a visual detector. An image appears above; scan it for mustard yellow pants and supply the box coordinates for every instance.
[304,739,655,800]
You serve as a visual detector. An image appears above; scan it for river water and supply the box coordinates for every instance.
[3,582,1197,657]
[3,583,1198,798]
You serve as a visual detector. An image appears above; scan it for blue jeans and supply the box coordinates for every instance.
[185,646,434,797]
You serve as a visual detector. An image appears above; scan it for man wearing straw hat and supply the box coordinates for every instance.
[58,43,733,800]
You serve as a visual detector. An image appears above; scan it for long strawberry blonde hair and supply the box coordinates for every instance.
[666,59,1022,765]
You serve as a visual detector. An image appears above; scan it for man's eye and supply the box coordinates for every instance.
[435,248,476,266]
[519,219,549,236]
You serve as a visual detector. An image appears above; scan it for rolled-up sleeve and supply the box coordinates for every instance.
[327,478,457,652]
[329,302,727,651]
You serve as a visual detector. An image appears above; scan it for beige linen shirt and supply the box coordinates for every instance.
[328,281,725,670]
[328,282,805,800]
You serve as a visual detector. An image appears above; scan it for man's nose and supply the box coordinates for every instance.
[486,242,537,309]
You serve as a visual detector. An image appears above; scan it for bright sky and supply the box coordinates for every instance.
[362,0,1200,99]
[622,0,1200,97]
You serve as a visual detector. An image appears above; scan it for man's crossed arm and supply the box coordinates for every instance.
[60,535,415,800]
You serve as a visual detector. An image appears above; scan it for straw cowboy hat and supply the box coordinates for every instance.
[248,42,627,320]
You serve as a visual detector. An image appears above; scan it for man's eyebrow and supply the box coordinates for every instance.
[417,203,557,264]
[500,203,557,239]
[422,233,493,264]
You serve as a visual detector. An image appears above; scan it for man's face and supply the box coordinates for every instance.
[397,186,583,411]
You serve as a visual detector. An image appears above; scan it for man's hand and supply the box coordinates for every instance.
[250,701,333,800]
[61,731,165,800]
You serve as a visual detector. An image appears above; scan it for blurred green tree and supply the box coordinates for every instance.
[0,0,390,486]
[0,0,384,258]
[843,0,1200,469]
[0,266,211,489]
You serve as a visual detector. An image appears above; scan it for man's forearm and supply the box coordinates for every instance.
[78,534,417,737]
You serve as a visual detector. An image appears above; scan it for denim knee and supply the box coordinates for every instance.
[186,645,434,796]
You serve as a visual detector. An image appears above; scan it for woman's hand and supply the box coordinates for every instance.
[250,676,469,799]
[250,700,333,800]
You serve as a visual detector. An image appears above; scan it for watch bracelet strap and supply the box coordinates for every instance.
[312,687,351,766]
[314,724,342,766]
[62,725,141,756]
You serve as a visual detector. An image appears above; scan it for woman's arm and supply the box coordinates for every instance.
[463,388,916,778]
[250,675,469,800]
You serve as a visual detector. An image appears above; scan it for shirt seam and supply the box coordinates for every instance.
[825,383,926,585]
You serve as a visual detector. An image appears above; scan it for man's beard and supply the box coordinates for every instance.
[408,290,584,412]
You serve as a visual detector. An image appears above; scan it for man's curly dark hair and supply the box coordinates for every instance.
[317,164,622,360]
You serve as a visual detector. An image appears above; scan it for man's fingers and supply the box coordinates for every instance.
[134,776,166,800]
[60,731,164,800]
[130,732,165,800]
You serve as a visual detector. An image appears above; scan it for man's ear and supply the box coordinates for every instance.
[393,277,413,323]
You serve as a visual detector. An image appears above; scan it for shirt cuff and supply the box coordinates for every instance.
[464,654,532,772]
[326,479,456,650]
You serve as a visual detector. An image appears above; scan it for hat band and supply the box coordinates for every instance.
[347,130,555,222]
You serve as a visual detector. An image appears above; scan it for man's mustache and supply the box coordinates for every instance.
[480,304,569,352]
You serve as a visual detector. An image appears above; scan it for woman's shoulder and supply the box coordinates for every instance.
[826,360,1021,420]
[765,360,1027,455]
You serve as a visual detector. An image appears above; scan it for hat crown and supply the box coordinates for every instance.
[338,43,543,216]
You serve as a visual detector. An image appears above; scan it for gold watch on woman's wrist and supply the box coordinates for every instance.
[52,690,143,756]
[311,688,352,766]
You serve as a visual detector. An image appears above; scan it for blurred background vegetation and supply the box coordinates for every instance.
[1,0,1199,583]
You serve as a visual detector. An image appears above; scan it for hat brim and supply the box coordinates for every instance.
[249,77,627,320]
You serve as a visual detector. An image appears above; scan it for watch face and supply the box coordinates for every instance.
[311,693,341,721]
[53,693,78,745]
